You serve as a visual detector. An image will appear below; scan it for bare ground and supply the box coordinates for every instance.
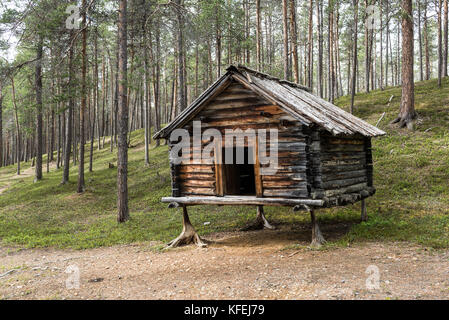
[1,225,448,300]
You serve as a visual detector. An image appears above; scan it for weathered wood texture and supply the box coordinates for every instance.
[306,129,375,207]
[171,81,309,198]
[162,196,324,207]
[166,78,378,207]
[154,65,386,140]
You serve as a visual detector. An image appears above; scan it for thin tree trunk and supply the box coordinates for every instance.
[10,77,20,175]
[444,0,448,76]
[289,0,299,83]
[438,0,443,86]
[0,82,3,168]
[117,0,129,222]
[143,10,150,166]
[365,0,370,93]
[350,0,359,114]
[256,0,262,71]
[35,37,44,181]
[307,0,313,88]
[418,0,424,81]
[62,43,74,184]
[78,0,87,193]
[282,0,289,80]
[176,0,187,112]
[90,27,98,172]
[317,0,323,97]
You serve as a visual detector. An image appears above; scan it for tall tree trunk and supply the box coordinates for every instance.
[154,18,161,147]
[117,0,129,223]
[215,3,222,77]
[424,1,430,80]
[256,0,262,71]
[176,0,187,112]
[78,0,87,193]
[282,0,289,80]
[289,0,299,83]
[444,0,448,76]
[35,37,43,181]
[10,77,20,175]
[418,0,424,81]
[350,0,359,114]
[90,27,99,172]
[0,81,3,168]
[244,0,250,65]
[62,43,74,184]
[307,0,313,88]
[143,9,150,166]
[438,0,443,87]
[380,0,384,89]
[392,0,416,129]
[364,0,370,93]
[317,0,323,97]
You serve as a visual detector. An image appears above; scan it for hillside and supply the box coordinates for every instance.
[0,78,448,249]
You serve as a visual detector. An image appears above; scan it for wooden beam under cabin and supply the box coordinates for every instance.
[162,196,324,207]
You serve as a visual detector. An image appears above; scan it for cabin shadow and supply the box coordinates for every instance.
[204,213,358,248]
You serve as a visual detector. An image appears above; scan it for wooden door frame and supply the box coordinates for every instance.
[215,137,263,197]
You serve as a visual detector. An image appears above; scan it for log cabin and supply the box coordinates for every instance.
[154,65,386,248]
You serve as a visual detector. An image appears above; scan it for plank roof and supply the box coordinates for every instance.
[154,65,386,139]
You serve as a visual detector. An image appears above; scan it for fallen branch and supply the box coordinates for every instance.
[0,268,21,278]
[376,112,386,127]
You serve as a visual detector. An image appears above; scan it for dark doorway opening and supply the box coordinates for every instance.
[222,146,256,196]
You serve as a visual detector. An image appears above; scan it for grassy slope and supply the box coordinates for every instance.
[0,78,448,249]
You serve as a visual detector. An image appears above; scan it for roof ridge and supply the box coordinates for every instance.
[230,64,312,93]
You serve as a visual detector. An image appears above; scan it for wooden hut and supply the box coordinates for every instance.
[154,65,385,248]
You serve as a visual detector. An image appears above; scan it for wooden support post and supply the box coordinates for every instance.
[309,208,326,248]
[167,205,207,248]
[361,199,368,222]
[242,205,275,231]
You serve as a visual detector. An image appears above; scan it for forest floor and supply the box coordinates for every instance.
[0,78,449,299]
[1,232,449,300]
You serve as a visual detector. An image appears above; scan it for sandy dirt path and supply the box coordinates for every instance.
[1,227,448,300]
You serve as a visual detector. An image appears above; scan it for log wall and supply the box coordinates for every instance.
[171,80,309,198]
[312,130,372,202]
[168,80,375,206]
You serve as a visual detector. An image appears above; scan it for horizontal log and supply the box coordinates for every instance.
[178,165,215,174]
[321,144,365,152]
[322,176,367,189]
[322,169,367,181]
[262,179,307,188]
[323,138,365,145]
[261,173,307,181]
[181,187,216,196]
[320,164,366,173]
[181,180,216,188]
[213,92,262,101]
[204,100,269,110]
[162,196,324,207]
[324,183,368,197]
[179,173,215,181]
[200,105,284,119]
[263,189,308,198]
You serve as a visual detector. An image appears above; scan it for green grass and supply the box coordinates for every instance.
[0,77,448,249]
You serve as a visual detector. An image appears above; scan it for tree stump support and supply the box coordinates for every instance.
[361,199,368,222]
[308,207,326,248]
[242,205,275,231]
[167,205,207,248]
